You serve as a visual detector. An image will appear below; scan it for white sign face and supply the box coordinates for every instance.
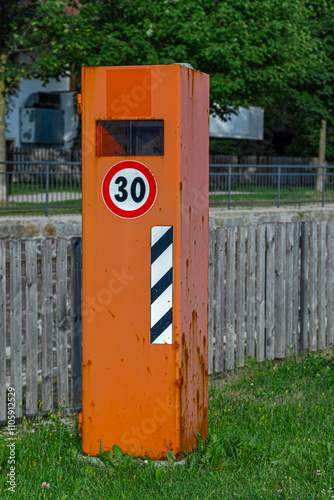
[102,160,157,219]
[109,168,150,212]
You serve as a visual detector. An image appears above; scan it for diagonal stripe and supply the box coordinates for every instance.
[151,268,173,304]
[150,284,173,327]
[150,308,173,344]
[151,226,170,246]
[151,227,173,264]
[152,324,173,345]
[151,245,173,287]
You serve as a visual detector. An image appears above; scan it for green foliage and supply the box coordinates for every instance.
[67,0,319,116]
[66,0,334,159]
[98,444,134,471]
[1,0,334,160]
[0,1,76,92]
[282,0,334,161]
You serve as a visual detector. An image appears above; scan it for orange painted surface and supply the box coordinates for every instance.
[81,65,209,458]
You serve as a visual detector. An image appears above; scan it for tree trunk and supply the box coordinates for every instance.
[0,54,7,204]
[315,118,327,192]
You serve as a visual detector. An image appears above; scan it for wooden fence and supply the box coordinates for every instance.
[208,221,334,375]
[0,238,82,422]
[1,221,334,420]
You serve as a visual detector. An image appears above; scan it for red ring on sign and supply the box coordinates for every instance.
[102,160,157,219]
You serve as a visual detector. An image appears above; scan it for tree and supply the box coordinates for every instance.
[237,0,334,165]
[68,0,319,117]
[0,0,76,201]
[1,0,331,174]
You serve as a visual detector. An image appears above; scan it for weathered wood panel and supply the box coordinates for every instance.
[25,240,38,415]
[300,222,309,352]
[275,224,286,359]
[256,224,266,362]
[41,239,53,412]
[318,222,326,350]
[246,225,256,358]
[226,227,236,370]
[292,223,300,355]
[56,238,69,407]
[71,237,82,406]
[309,222,318,351]
[285,224,293,354]
[236,226,246,367]
[266,225,275,359]
[208,229,215,375]
[214,227,225,373]
[0,242,6,422]
[10,241,22,416]
[327,221,334,347]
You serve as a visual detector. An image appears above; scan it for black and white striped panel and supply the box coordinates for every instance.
[150,226,173,344]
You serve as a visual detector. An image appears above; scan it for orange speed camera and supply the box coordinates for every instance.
[81,64,209,458]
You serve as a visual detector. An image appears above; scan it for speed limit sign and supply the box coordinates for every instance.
[102,160,157,219]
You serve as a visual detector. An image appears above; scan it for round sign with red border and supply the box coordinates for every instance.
[102,160,157,219]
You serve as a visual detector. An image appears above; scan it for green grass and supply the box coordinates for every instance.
[7,184,82,196]
[0,202,82,217]
[0,349,333,499]
[209,186,334,207]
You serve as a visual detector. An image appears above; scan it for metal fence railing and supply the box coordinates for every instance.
[0,162,333,215]
[209,164,334,209]
[0,161,82,216]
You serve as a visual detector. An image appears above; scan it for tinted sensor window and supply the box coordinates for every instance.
[97,120,164,157]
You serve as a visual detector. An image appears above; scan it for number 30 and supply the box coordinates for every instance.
[114,176,146,203]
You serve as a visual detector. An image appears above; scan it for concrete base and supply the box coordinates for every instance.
[0,214,82,240]
[0,204,334,240]
[210,204,334,227]
[77,452,186,469]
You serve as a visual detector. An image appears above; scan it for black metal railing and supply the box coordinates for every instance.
[0,161,82,216]
[0,161,333,215]
[209,164,334,209]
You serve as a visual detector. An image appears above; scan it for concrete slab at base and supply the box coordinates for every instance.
[0,214,82,240]
[210,204,334,227]
[77,452,186,469]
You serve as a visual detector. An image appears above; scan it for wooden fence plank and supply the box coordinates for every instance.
[292,223,300,354]
[42,239,53,412]
[10,241,22,416]
[226,227,236,370]
[309,222,318,351]
[275,224,286,359]
[213,227,219,374]
[327,221,334,347]
[256,225,266,361]
[266,224,275,360]
[318,222,326,350]
[214,227,225,373]
[25,240,38,415]
[71,237,82,406]
[246,225,256,358]
[236,226,246,367]
[208,229,214,375]
[56,238,69,407]
[285,224,294,355]
[0,242,6,422]
[300,222,309,352]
